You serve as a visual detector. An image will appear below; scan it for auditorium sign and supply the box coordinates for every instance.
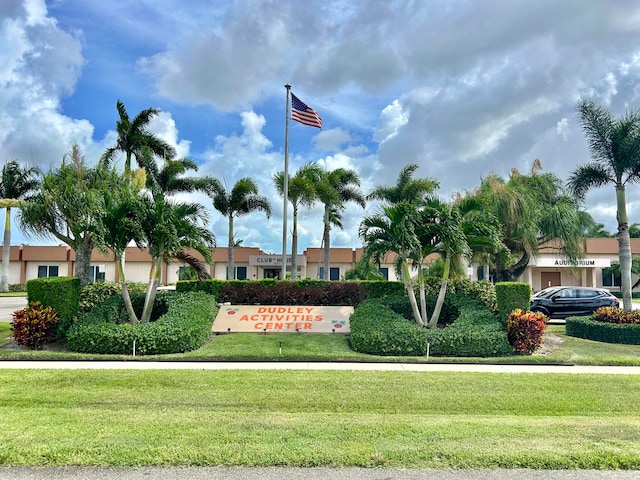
[213,305,352,334]
[534,258,610,268]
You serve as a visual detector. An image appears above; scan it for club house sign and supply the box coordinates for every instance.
[213,305,353,334]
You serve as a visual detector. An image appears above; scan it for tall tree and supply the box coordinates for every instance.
[367,163,439,205]
[478,161,585,282]
[568,99,640,311]
[102,100,176,175]
[208,178,272,280]
[273,162,324,279]
[18,145,105,287]
[360,202,425,326]
[0,160,39,292]
[137,151,215,323]
[316,168,365,280]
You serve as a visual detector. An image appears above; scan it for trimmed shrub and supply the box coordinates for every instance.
[495,282,531,325]
[10,301,58,349]
[9,284,26,292]
[27,277,81,338]
[360,281,405,299]
[350,294,512,357]
[383,294,460,326]
[79,281,147,315]
[178,279,366,306]
[67,291,217,355]
[566,315,640,345]
[506,308,548,354]
[349,299,429,356]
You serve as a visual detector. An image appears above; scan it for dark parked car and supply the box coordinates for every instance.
[530,286,619,319]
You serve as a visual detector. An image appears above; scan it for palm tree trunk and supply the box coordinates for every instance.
[1,207,11,292]
[73,239,93,287]
[403,261,425,327]
[227,215,235,280]
[291,206,298,280]
[141,256,162,323]
[323,206,330,280]
[617,185,633,311]
[117,253,139,324]
[418,265,427,322]
[428,252,450,328]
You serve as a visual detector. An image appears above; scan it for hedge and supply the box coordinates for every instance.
[67,291,217,355]
[566,316,640,345]
[26,277,81,338]
[349,295,512,357]
[495,282,531,325]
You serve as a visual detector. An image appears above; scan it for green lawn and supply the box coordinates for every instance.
[3,322,640,365]
[1,369,639,468]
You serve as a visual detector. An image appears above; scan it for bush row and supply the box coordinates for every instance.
[349,295,512,357]
[566,316,640,345]
[67,291,217,355]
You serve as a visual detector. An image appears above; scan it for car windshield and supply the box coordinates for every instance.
[533,287,561,298]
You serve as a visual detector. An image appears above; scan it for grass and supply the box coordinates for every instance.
[0,292,27,297]
[1,369,639,468]
[3,321,640,364]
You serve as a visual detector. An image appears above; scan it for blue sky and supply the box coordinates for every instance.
[2,0,640,253]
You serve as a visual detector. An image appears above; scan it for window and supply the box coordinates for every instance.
[330,267,340,281]
[89,265,106,282]
[602,267,621,287]
[235,266,247,280]
[37,265,59,278]
[477,266,485,281]
[379,267,389,280]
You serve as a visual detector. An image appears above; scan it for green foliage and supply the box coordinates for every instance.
[9,284,26,292]
[383,294,460,326]
[506,308,549,354]
[566,315,640,345]
[495,282,531,324]
[349,299,429,355]
[67,291,216,355]
[10,301,58,349]
[79,281,147,315]
[360,280,405,298]
[26,277,80,338]
[350,294,511,357]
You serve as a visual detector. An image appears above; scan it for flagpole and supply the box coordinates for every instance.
[282,84,291,280]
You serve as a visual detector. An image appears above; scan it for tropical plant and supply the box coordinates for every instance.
[18,145,105,287]
[0,160,39,292]
[208,178,272,280]
[478,159,585,282]
[102,99,176,175]
[273,162,324,279]
[344,256,386,281]
[316,168,365,280]
[568,99,640,311]
[137,152,215,323]
[367,163,439,205]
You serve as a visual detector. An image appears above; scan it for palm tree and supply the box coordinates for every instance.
[478,162,585,282]
[102,100,176,175]
[359,202,425,326]
[137,152,215,323]
[367,163,439,205]
[98,168,146,324]
[273,162,324,279]
[0,160,39,292]
[316,168,365,280]
[568,99,640,311]
[18,145,105,287]
[209,178,272,280]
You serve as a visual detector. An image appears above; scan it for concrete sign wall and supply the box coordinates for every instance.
[213,305,352,333]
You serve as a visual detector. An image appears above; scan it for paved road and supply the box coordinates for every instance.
[1,467,640,480]
[0,295,27,321]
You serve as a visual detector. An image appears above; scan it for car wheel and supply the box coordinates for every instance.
[531,307,550,317]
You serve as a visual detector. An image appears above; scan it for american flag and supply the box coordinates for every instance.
[291,93,322,129]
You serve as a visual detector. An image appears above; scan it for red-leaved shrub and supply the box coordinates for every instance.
[592,306,640,324]
[10,301,59,349]
[506,308,548,354]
